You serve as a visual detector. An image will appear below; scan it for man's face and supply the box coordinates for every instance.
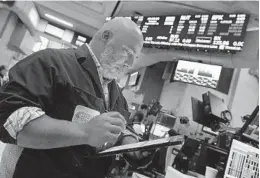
[100,30,143,79]
[1,69,7,77]
[141,109,148,116]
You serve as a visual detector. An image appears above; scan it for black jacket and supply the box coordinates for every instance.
[0,45,130,178]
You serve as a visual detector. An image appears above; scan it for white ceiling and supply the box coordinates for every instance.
[34,1,259,69]
[35,1,117,37]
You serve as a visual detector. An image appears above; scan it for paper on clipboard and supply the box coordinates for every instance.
[97,135,185,156]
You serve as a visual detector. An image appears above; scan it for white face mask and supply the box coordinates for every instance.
[100,45,132,79]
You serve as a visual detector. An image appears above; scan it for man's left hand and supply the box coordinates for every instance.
[120,136,152,160]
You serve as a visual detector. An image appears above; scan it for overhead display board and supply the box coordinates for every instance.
[107,13,249,53]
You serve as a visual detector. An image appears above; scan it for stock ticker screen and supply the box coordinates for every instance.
[106,14,249,52]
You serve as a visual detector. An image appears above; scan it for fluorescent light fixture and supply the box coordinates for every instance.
[29,7,40,28]
[45,14,73,27]
[77,36,86,42]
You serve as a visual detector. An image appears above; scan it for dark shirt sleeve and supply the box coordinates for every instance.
[0,50,54,144]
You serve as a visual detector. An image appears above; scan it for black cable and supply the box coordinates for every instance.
[221,110,232,126]
[111,0,121,17]
[238,105,259,135]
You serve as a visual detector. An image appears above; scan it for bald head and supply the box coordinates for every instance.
[89,17,144,80]
[94,17,143,45]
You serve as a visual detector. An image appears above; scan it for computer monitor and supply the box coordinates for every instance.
[202,91,229,124]
[224,139,259,178]
[128,72,139,86]
[151,124,171,138]
[191,96,219,135]
[191,97,205,125]
[157,113,177,128]
[172,60,222,89]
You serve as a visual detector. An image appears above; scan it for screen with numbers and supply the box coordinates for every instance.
[106,14,249,52]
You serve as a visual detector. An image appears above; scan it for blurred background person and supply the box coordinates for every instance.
[132,111,145,135]
[0,65,8,86]
[129,104,148,126]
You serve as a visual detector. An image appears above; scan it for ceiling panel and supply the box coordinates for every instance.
[34,1,117,37]
[74,1,104,14]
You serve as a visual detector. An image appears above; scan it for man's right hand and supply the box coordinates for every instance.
[83,112,126,148]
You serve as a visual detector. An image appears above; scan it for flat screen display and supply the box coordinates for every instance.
[224,140,259,178]
[106,13,249,52]
[128,72,139,86]
[172,60,222,89]
[157,113,177,128]
[151,124,171,137]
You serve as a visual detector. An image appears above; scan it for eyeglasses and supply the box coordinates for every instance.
[122,45,136,58]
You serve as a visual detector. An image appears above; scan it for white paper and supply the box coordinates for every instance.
[72,105,100,124]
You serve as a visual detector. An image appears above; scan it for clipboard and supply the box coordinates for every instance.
[97,135,185,157]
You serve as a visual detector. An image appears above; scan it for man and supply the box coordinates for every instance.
[129,104,148,126]
[132,111,145,135]
[139,104,148,116]
[0,65,8,86]
[0,17,150,178]
[164,129,182,173]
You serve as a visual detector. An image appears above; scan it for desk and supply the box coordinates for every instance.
[132,172,150,178]
[165,166,205,178]
[187,171,205,178]
[131,168,205,178]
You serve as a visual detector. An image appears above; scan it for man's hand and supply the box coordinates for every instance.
[83,112,126,148]
[121,136,151,160]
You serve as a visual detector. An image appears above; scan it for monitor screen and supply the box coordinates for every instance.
[191,97,205,125]
[107,13,249,52]
[152,124,171,137]
[128,72,139,86]
[157,113,177,128]
[191,97,219,135]
[224,139,259,178]
[172,60,222,89]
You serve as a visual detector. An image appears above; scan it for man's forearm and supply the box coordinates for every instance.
[17,114,88,149]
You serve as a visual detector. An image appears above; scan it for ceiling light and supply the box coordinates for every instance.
[45,14,73,27]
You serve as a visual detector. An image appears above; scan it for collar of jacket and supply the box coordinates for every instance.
[74,44,120,111]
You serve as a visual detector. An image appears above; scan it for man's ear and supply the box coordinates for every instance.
[101,30,113,44]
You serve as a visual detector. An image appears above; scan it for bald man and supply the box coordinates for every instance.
[0,17,150,178]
